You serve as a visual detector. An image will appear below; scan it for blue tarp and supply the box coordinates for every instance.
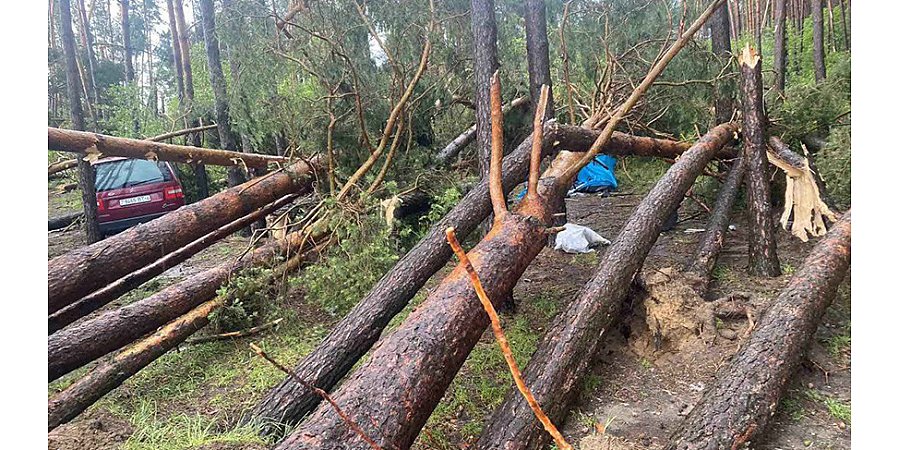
[572,154,618,193]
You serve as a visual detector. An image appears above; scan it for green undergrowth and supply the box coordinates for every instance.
[121,401,267,450]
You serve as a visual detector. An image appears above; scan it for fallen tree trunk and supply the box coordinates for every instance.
[47,243,324,430]
[48,194,300,334]
[47,158,318,315]
[665,210,851,450]
[48,127,288,168]
[49,212,83,231]
[48,227,324,382]
[473,122,739,450]
[435,96,529,165]
[247,123,704,431]
[48,159,78,176]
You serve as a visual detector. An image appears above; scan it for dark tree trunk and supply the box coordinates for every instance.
[524,0,554,120]
[120,0,134,82]
[59,0,102,244]
[247,124,702,432]
[710,0,734,125]
[687,157,747,293]
[471,0,500,182]
[49,212,83,231]
[47,159,317,316]
[76,0,99,114]
[665,211,851,449]
[48,194,298,334]
[473,123,739,450]
[173,0,209,198]
[811,0,826,81]
[166,0,185,101]
[839,0,849,50]
[774,0,788,92]
[48,229,320,382]
[739,45,781,277]
[199,0,246,188]
[435,97,529,166]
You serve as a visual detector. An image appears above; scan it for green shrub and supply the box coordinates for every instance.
[211,267,277,332]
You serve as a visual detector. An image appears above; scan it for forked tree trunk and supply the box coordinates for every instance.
[473,123,739,450]
[710,0,734,124]
[739,45,781,276]
[247,125,703,431]
[59,0,102,244]
[47,158,317,316]
[665,211,850,449]
[773,0,788,93]
[811,0,826,81]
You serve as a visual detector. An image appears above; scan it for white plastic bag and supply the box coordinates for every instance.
[553,223,611,254]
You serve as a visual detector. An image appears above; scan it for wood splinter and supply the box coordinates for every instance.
[445,227,572,450]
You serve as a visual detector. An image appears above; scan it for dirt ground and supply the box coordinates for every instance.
[48,184,850,449]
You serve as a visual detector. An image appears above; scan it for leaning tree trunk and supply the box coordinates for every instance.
[710,0,734,125]
[471,0,500,183]
[473,123,739,450]
[48,158,79,176]
[739,45,781,277]
[59,0,102,244]
[812,0,826,82]
[247,125,701,431]
[773,0,788,93]
[666,211,850,449]
[199,0,246,188]
[47,158,317,315]
[48,228,323,382]
[173,0,209,198]
[48,194,299,334]
[435,97,529,166]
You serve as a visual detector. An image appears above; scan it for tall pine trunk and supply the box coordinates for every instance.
[120,0,134,82]
[59,0,102,243]
[173,0,209,198]
[471,0,499,184]
[773,0,787,92]
[710,0,734,124]
[811,0,826,81]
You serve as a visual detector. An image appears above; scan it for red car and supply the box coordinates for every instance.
[93,157,185,235]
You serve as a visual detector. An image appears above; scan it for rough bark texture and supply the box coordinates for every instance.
[435,97,529,166]
[666,211,850,449]
[773,0,787,92]
[48,194,298,334]
[49,212,83,231]
[48,229,319,382]
[687,157,747,293]
[199,0,246,188]
[710,0,734,125]
[739,46,781,276]
[473,123,739,450]
[247,123,708,431]
[47,158,316,315]
[76,0,99,110]
[811,0,826,82]
[166,0,185,102]
[59,0,102,244]
[769,135,830,203]
[120,0,135,82]
[471,0,500,182]
[48,158,79,176]
[524,0,554,120]
[48,127,287,167]
[172,0,209,199]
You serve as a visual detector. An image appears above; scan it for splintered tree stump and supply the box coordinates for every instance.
[473,122,738,450]
[738,44,781,277]
[767,136,837,241]
[247,125,704,431]
[47,158,317,315]
[47,230,321,382]
[665,211,851,450]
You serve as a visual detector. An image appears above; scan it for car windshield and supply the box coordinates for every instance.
[94,159,173,192]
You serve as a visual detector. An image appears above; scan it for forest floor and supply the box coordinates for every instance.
[47,169,851,450]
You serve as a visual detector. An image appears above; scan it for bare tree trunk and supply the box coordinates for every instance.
[774,0,788,93]
[120,0,134,82]
[710,0,734,124]
[839,0,849,50]
[166,0,185,102]
[739,45,781,276]
[199,0,246,188]
[471,0,499,184]
[76,0,99,118]
[173,0,210,198]
[524,0,554,120]
[826,0,836,51]
[811,0,826,81]
[435,97,529,166]
[665,211,850,449]
[59,0,102,244]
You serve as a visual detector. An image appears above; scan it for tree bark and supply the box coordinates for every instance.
[47,158,317,316]
[811,0,826,82]
[710,0,734,125]
[48,127,287,167]
[435,96,529,166]
[473,123,739,450]
[199,0,247,188]
[166,0,185,103]
[773,0,788,93]
[246,123,704,432]
[48,228,323,382]
[687,157,747,293]
[48,194,299,334]
[59,0,102,244]
[665,211,851,449]
[839,0,849,50]
[48,158,79,176]
[739,45,781,276]
[120,0,134,83]
[49,212,83,231]
[76,0,100,115]
[524,0,554,121]
[471,0,500,182]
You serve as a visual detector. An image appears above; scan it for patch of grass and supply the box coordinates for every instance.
[805,389,851,424]
[122,400,268,450]
[639,358,652,370]
[781,263,796,275]
[571,251,599,268]
[617,157,671,193]
[711,265,737,284]
[780,396,806,422]
[582,374,602,392]
[825,333,851,358]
